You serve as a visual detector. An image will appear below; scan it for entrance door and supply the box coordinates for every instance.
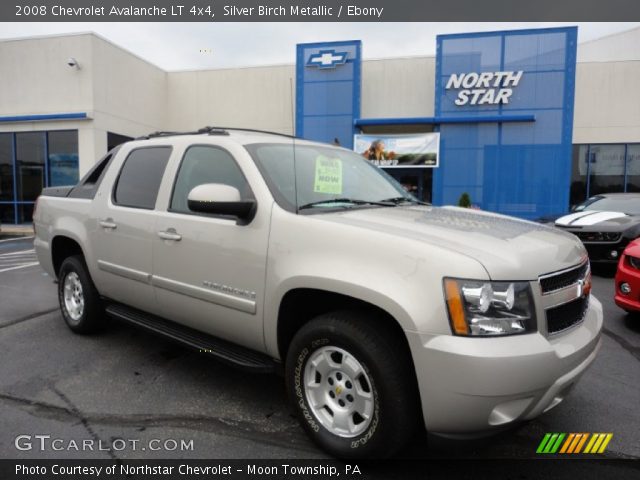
[385,168,433,203]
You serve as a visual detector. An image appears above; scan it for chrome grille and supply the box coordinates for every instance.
[539,261,591,335]
[539,262,589,294]
[546,297,589,334]
[574,231,621,243]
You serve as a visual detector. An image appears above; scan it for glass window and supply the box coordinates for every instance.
[114,147,171,209]
[15,132,45,202]
[569,145,589,207]
[587,144,625,197]
[170,146,252,214]
[626,144,640,193]
[0,204,14,224]
[48,131,79,187]
[17,203,34,224]
[574,195,640,215]
[0,134,13,202]
[246,143,414,212]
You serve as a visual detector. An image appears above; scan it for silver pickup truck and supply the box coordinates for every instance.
[34,127,603,458]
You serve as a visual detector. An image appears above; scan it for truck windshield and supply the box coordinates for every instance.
[245,142,418,213]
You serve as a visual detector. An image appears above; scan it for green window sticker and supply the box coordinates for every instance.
[314,156,343,194]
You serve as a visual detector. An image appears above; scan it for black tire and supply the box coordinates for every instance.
[285,310,419,459]
[57,255,106,334]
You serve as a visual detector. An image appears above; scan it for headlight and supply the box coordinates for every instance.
[444,278,536,336]
[628,255,640,270]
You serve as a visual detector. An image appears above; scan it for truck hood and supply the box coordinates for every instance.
[321,205,586,280]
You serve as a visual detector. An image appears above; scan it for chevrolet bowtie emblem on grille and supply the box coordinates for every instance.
[307,50,348,69]
[577,279,584,297]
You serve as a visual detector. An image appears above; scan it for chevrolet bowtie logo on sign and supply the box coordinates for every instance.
[307,50,348,69]
[536,433,613,454]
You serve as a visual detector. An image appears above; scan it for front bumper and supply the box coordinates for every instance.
[406,296,603,435]
[583,242,628,264]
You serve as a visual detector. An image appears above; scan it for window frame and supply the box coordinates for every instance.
[111,145,173,210]
[166,143,257,221]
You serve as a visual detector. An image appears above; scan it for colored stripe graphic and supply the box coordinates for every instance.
[574,433,589,453]
[559,433,575,453]
[536,433,552,453]
[538,433,612,454]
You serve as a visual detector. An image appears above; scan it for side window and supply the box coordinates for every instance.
[170,146,252,214]
[113,147,172,209]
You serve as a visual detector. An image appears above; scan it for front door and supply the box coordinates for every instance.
[152,145,269,352]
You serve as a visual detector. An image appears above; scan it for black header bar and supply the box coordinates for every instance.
[2,0,640,22]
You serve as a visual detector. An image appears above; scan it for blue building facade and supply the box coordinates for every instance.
[296,27,579,220]
[433,27,577,219]
[296,41,361,149]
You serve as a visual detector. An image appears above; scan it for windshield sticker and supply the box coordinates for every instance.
[314,156,343,194]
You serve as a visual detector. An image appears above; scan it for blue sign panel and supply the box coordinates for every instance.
[433,27,577,219]
[296,41,361,149]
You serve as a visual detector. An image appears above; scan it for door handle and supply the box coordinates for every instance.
[99,219,117,229]
[157,229,182,241]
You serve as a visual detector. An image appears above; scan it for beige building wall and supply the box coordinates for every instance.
[166,64,296,134]
[361,56,435,119]
[573,60,640,144]
[91,35,167,139]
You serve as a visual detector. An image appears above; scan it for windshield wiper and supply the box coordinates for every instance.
[379,196,431,206]
[298,198,395,211]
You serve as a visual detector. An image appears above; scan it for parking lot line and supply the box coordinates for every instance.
[0,236,34,243]
[0,262,39,273]
[0,249,35,256]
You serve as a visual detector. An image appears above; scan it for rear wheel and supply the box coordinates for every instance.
[285,310,419,458]
[58,255,106,333]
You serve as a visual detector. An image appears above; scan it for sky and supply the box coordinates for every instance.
[0,22,638,71]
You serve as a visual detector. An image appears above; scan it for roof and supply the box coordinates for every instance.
[130,127,332,148]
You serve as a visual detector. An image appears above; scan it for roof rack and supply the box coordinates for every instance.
[135,126,298,141]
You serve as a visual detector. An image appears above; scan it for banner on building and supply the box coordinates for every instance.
[354,133,440,168]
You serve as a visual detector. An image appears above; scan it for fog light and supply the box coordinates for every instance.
[620,282,631,295]
[610,250,619,259]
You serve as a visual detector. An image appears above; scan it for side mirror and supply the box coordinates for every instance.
[187,183,256,221]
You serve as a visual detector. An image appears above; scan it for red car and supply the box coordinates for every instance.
[614,238,640,313]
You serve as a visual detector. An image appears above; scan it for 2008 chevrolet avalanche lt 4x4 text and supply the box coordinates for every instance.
[34,127,603,458]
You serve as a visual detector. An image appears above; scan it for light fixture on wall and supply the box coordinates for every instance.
[66,57,81,70]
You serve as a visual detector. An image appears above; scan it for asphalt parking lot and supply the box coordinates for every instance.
[0,235,639,462]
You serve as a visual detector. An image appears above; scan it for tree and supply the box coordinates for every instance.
[458,192,471,208]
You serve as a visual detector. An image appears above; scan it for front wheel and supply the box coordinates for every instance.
[58,255,106,334]
[285,310,419,458]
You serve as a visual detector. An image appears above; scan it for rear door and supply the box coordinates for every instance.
[90,145,172,313]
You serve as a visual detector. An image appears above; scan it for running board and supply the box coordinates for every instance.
[105,303,276,373]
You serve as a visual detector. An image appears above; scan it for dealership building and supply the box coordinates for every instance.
[1,26,639,224]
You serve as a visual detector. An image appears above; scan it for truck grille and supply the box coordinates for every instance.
[546,296,589,334]
[573,231,621,243]
[539,262,589,294]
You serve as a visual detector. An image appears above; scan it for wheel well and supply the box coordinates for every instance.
[51,236,84,277]
[277,288,411,362]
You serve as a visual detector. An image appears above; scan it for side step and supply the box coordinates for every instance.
[105,303,277,373]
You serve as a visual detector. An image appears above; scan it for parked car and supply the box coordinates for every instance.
[553,193,640,264]
[33,127,602,459]
[614,238,640,313]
